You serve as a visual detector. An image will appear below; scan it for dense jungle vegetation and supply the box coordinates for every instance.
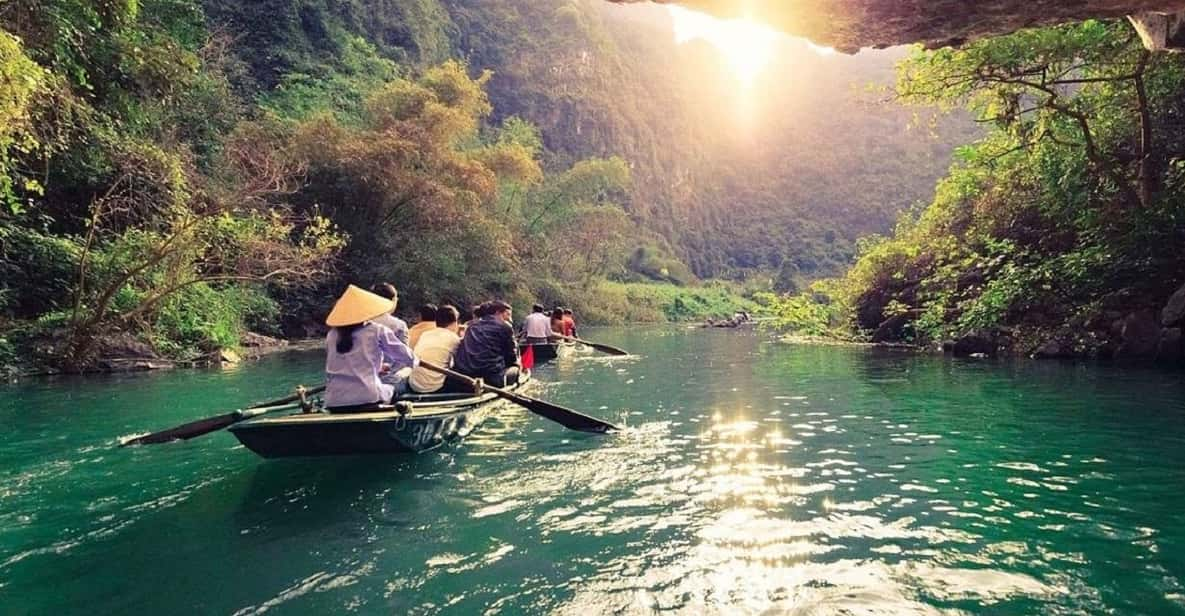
[765,20,1185,360]
[0,0,964,371]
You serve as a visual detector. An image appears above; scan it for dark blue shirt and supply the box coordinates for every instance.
[453,316,519,382]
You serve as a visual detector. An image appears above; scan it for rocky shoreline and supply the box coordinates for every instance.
[935,283,1185,362]
[779,282,1185,365]
[2,332,320,381]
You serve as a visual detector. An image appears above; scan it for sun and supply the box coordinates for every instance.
[668,6,779,87]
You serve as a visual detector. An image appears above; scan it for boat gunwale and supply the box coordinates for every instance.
[228,376,529,430]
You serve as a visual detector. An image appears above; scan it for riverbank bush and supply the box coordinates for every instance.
[539,281,757,325]
[764,20,1185,359]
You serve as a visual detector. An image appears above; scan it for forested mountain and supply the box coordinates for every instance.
[0,0,970,370]
[454,1,975,282]
[198,0,973,283]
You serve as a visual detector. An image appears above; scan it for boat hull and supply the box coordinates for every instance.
[522,341,576,363]
[228,379,527,458]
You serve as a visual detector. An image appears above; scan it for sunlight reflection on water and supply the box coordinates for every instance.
[4,329,1185,614]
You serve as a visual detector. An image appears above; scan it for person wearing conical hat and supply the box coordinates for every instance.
[324,284,416,409]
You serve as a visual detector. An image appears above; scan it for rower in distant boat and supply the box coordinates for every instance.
[551,307,571,337]
[522,304,552,345]
[562,308,578,338]
[323,285,416,409]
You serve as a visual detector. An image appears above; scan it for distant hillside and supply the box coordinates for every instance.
[202,0,977,284]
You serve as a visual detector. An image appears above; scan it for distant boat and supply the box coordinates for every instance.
[519,339,578,362]
[228,375,533,457]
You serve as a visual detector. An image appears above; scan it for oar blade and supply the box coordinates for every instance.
[587,341,629,356]
[120,412,240,446]
[560,335,629,356]
[504,391,620,433]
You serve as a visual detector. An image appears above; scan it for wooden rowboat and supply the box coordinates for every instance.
[227,374,532,457]
[521,340,577,363]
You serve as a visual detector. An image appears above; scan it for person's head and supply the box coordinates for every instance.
[418,304,438,323]
[325,285,395,354]
[370,283,399,312]
[551,308,564,320]
[532,303,544,313]
[563,309,573,317]
[473,302,490,319]
[435,304,460,332]
[489,300,512,324]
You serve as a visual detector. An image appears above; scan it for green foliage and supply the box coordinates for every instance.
[539,280,757,325]
[0,32,49,212]
[804,20,1185,349]
[0,224,80,316]
[151,283,277,356]
[756,281,849,338]
[260,36,400,121]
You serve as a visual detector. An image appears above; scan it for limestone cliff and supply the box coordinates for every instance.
[611,1,1185,52]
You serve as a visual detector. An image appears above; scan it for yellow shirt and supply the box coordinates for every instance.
[408,320,436,349]
[409,328,461,393]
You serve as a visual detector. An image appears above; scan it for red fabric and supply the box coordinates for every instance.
[562,316,576,337]
[521,344,535,370]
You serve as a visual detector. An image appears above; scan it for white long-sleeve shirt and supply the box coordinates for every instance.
[325,322,415,407]
[523,312,552,339]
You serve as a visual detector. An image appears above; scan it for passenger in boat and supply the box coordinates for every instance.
[522,304,552,345]
[324,284,416,408]
[407,303,437,349]
[369,283,409,345]
[452,300,520,388]
[459,303,486,338]
[408,305,461,394]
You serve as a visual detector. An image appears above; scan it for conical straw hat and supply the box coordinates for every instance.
[325,284,395,327]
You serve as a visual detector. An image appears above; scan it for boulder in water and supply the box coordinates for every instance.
[1162,283,1185,327]
[1033,338,1072,359]
[952,332,997,357]
[1157,327,1182,362]
[1116,309,1161,359]
[871,314,909,343]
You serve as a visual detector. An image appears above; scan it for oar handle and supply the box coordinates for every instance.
[245,384,326,410]
[418,360,489,394]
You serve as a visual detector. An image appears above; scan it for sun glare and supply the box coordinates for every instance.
[668,6,778,87]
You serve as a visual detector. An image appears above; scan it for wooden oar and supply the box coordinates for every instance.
[556,334,629,356]
[418,360,620,433]
[120,385,326,446]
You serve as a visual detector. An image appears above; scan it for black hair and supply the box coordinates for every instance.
[532,303,544,313]
[334,323,364,354]
[551,308,564,320]
[435,305,460,327]
[476,301,493,318]
[563,309,573,315]
[419,304,438,321]
[371,283,398,301]
[489,300,511,313]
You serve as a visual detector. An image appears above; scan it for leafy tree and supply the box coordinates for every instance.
[0,31,48,212]
[769,19,1185,352]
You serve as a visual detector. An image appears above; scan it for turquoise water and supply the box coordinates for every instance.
[2,326,1185,614]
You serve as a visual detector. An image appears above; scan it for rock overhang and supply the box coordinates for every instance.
[608,1,1185,52]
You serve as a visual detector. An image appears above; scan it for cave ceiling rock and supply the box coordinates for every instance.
[609,1,1185,52]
